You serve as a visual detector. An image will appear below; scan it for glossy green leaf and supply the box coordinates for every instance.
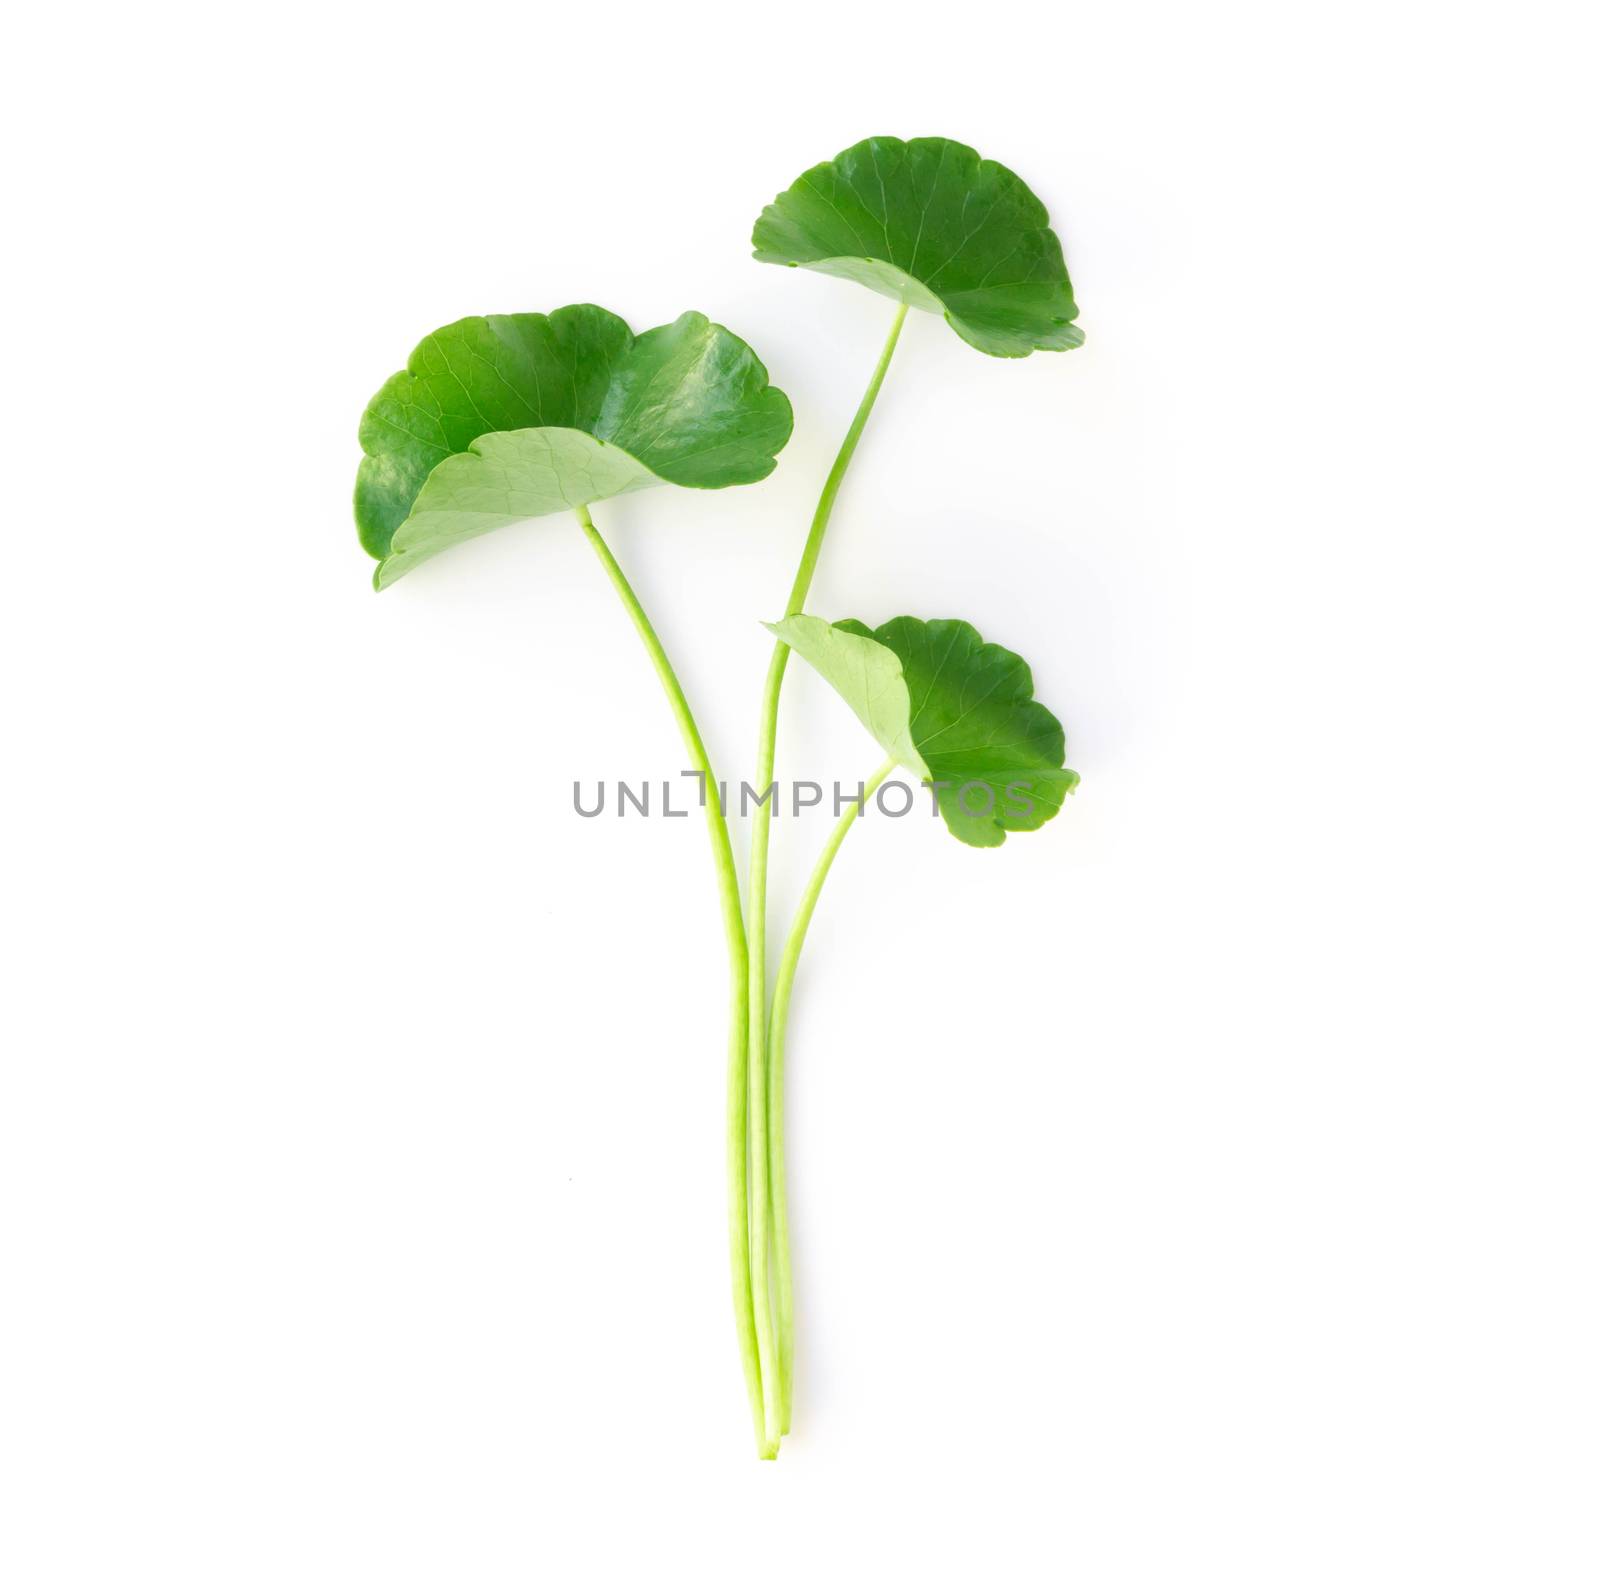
[769,614,1078,847]
[752,136,1081,358]
[355,305,792,587]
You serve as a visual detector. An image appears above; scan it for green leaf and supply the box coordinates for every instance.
[355,305,793,586]
[768,615,1078,847]
[752,136,1082,358]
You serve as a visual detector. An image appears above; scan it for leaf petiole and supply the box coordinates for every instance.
[766,756,898,1429]
[573,504,771,1457]
[748,301,909,1440]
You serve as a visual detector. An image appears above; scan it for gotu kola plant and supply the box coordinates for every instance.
[351,136,1082,1460]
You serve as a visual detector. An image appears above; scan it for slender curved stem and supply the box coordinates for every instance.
[777,301,910,625]
[574,505,771,1458]
[748,301,910,1436]
[768,758,897,1428]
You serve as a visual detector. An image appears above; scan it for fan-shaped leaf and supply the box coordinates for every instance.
[769,614,1078,847]
[752,136,1081,358]
[355,305,792,587]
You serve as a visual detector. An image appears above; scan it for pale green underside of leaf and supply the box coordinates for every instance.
[795,259,945,314]
[752,135,1082,358]
[771,613,1078,847]
[375,429,663,590]
[766,616,930,777]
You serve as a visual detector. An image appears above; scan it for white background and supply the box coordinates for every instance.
[3,2,1596,1583]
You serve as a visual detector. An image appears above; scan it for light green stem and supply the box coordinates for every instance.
[768,758,897,1427]
[575,505,771,1458]
[748,302,909,1438]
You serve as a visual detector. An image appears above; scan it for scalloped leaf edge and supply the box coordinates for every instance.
[752,135,1083,359]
